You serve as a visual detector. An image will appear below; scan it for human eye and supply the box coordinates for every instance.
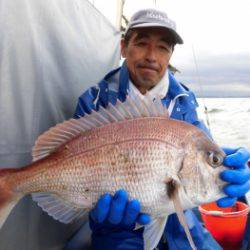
[159,45,168,50]
[134,39,148,47]
[134,37,149,47]
[159,45,172,54]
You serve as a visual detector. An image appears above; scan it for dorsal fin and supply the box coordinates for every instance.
[32,95,169,161]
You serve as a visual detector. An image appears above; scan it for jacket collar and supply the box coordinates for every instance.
[118,61,129,101]
[167,71,189,100]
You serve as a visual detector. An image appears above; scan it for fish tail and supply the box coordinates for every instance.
[0,168,22,229]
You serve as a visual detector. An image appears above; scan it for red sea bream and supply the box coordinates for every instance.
[0,96,226,250]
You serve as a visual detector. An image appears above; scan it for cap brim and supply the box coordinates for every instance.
[128,23,183,44]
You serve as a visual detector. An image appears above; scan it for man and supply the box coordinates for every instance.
[65,8,250,250]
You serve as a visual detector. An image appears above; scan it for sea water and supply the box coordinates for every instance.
[196,98,250,149]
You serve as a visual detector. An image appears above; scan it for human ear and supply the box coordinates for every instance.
[120,39,127,58]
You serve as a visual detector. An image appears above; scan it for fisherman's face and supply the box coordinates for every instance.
[121,27,174,94]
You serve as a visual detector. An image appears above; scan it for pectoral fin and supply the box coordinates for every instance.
[167,179,197,250]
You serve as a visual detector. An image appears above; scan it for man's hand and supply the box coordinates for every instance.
[90,189,151,231]
[217,147,250,207]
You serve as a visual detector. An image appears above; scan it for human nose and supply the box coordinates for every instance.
[145,45,157,62]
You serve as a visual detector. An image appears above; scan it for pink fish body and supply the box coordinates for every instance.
[0,96,226,250]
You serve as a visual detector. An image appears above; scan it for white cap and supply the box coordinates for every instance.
[124,8,183,44]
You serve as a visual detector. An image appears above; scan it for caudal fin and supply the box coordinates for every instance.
[0,169,22,228]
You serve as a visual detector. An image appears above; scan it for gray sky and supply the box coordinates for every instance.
[92,0,250,97]
[176,53,250,97]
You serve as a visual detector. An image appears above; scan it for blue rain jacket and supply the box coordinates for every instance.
[69,62,222,250]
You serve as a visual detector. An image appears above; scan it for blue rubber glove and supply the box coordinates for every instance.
[89,189,151,250]
[217,147,250,207]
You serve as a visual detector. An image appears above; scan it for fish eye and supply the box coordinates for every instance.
[207,152,223,168]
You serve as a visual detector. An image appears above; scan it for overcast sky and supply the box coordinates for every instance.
[92,0,250,97]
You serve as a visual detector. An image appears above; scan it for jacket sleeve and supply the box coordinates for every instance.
[183,91,212,139]
[73,86,100,118]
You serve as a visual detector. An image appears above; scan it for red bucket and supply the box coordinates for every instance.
[199,201,249,250]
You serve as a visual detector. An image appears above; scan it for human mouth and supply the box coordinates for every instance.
[138,67,159,76]
[137,64,159,72]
